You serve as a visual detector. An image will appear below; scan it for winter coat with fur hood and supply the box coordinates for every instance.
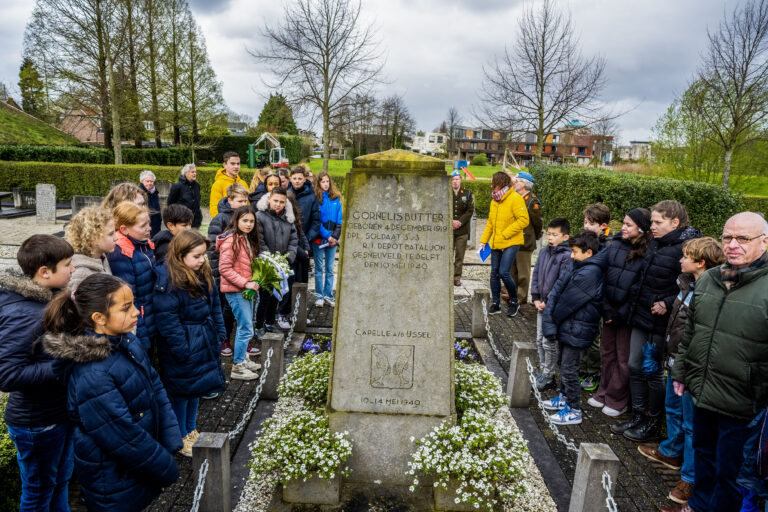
[43,330,181,512]
[69,253,112,292]
[0,269,66,427]
[108,233,157,351]
[153,265,227,398]
[216,231,255,293]
[255,194,298,264]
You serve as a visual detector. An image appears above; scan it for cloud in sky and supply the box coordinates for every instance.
[0,0,729,142]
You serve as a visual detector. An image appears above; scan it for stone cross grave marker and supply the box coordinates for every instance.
[36,184,56,224]
[328,149,455,486]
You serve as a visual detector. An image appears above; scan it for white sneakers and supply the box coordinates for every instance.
[314,298,324,307]
[230,363,259,381]
[243,357,261,373]
[277,316,291,329]
[587,396,605,408]
[602,405,628,417]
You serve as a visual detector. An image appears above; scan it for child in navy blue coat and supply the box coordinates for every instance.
[542,230,604,426]
[107,201,157,351]
[154,230,228,457]
[43,273,181,512]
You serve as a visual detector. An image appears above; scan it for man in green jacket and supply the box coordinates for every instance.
[451,170,474,286]
[667,212,768,512]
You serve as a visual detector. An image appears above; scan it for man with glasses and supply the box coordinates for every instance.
[666,212,768,512]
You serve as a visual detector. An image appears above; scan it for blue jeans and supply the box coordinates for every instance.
[6,423,74,512]
[170,397,199,437]
[490,245,520,305]
[659,375,695,483]
[313,245,337,300]
[226,292,254,364]
[688,404,751,512]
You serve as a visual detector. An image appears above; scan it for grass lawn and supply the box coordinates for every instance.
[307,158,497,179]
[0,102,80,145]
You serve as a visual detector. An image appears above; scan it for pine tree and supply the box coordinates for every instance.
[256,93,298,135]
[18,58,46,119]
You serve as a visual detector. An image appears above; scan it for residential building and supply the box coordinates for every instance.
[451,126,507,164]
[617,141,652,161]
[410,132,447,155]
[59,107,104,144]
[507,119,614,166]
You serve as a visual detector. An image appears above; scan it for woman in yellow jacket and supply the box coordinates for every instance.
[479,171,530,317]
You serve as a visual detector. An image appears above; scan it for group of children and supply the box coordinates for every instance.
[531,199,722,505]
[0,160,343,511]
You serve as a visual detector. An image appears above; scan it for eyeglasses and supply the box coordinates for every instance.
[720,234,766,245]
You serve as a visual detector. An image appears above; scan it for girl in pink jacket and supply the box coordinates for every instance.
[215,206,261,380]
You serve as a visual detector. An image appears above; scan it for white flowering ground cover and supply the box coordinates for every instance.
[236,354,557,512]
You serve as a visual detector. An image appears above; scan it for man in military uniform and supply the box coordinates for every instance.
[510,171,542,304]
[451,170,474,286]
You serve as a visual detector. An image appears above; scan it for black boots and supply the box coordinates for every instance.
[624,415,661,442]
[610,411,643,434]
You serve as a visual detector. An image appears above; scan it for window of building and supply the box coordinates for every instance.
[470,142,478,150]
[454,128,464,139]
[437,135,443,143]
[429,135,435,143]
[524,144,531,152]
[473,131,480,139]
[577,147,586,155]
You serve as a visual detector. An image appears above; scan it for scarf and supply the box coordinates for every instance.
[721,252,768,290]
[491,186,509,202]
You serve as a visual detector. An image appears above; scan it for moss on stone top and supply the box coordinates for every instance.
[352,149,445,173]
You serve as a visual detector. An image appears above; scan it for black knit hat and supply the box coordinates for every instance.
[626,208,651,233]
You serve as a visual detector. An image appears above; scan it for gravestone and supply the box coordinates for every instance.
[155,179,173,196]
[36,184,56,224]
[71,195,104,216]
[12,188,35,209]
[328,149,455,486]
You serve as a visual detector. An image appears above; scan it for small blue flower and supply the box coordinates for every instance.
[302,340,314,351]
[460,349,469,358]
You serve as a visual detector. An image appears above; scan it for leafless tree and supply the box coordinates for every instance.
[445,106,462,158]
[591,115,621,166]
[688,0,768,188]
[478,0,605,161]
[252,0,384,171]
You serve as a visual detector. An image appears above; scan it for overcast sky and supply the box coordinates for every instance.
[0,0,736,143]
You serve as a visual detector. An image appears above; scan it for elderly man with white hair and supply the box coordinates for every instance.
[167,163,202,228]
[666,212,768,512]
[508,171,542,304]
[138,170,161,237]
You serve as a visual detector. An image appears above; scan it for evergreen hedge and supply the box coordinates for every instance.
[0,394,20,512]
[529,164,743,237]
[744,194,768,217]
[0,161,254,206]
[0,145,195,166]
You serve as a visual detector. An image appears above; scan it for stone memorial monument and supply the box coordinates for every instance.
[328,150,455,487]
[36,184,56,224]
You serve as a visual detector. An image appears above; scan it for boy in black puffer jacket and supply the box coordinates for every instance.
[542,231,604,426]
[531,218,572,391]
[152,204,193,265]
[614,200,701,442]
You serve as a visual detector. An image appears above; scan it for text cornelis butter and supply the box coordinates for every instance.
[351,211,444,223]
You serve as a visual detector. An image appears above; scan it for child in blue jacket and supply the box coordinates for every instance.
[43,273,181,512]
[542,230,604,426]
[312,171,342,306]
[154,230,228,457]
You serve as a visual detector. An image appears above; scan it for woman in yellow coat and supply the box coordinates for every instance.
[479,171,530,317]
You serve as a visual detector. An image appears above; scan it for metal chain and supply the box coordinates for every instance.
[602,471,618,512]
[454,296,471,305]
[284,292,301,350]
[190,458,209,512]
[228,346,274,440]
[524,357,579,453]
[481,298,510,362]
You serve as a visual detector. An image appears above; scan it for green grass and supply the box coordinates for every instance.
[0,102,80,146]
[307,158,499,179]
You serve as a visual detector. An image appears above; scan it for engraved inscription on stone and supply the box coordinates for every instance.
[370,344,414,389]
[36,184,56,224]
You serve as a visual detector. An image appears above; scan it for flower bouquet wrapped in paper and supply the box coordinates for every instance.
[242,251,294,301]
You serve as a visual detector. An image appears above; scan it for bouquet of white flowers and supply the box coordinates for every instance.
[242,251,294,301]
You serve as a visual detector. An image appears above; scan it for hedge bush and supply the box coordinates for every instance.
[744,194,768,217]
[0,394,21,512]
[0,145,195,166]
[471,153,487,166]
[529,163,743,237]
[0,161,254,206]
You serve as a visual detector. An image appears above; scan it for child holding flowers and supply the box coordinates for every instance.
[216,206,261,381]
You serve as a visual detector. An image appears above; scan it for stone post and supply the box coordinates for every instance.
[467,213,477,250]
[506,341,537,407]
[192,432,231,512]
[35,184,56,224]
[471,288,491,338]
[291,282,308,333]
[568,443,620,512]
[260,332,284,400]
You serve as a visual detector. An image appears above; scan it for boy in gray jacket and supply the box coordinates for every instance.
[531,218,572,390]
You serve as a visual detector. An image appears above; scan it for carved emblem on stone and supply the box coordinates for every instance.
[370,344,414,389]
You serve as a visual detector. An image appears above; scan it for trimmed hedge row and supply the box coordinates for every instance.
[744,194,768,217]
[0,145,195,166]
[198,135,309,165]
[0,161,255,207]
[529,164,743,237]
